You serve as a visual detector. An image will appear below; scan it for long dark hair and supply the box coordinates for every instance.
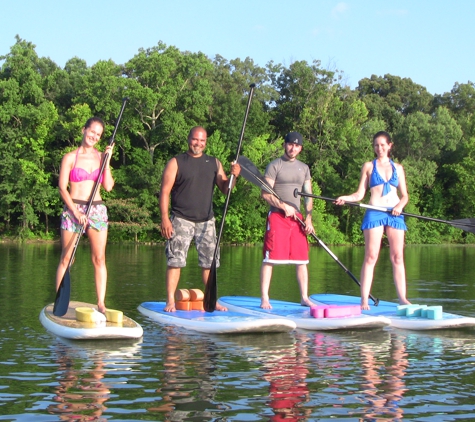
[83,117,105,132]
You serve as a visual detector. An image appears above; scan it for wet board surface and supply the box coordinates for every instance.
[138,301,296,334]
[40,301,143,340]
[217,296,391,330]
[310,294,475,330]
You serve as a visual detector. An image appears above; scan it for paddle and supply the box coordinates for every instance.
[293,191,475,234]
[237,155,379,306]
[203,84,256,312]
[53,98,128,316]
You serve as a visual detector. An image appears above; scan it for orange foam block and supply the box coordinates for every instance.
[175,300,192,311]
[191,300,204,311]
[189,289,204,301]
[175,289,190,301]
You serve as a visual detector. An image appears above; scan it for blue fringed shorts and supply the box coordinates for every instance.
[361,209,407,231]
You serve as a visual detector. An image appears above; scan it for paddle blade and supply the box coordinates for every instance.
[450,218,475,234]
[53,270,71,316]
[203,262,217,312]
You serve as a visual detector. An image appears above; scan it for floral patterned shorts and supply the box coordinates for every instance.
[60,202,108,233]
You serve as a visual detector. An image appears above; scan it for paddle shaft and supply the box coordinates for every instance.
[53,98,128,316]
[294,190,475,228]
[204,84,256,312]
[238,157,379,306]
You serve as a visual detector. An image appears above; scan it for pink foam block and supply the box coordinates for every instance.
[310,305,329,318]
[311,305,361,318]
[324,305,361,318]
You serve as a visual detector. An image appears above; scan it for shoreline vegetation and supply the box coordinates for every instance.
[1,36,475,246]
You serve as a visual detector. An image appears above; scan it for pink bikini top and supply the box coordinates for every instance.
[69,149,103,183]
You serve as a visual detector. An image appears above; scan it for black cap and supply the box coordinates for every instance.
[284,132,303,146]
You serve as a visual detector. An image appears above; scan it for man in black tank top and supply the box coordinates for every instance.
[159,126,241,312]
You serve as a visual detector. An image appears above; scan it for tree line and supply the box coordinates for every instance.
[1,36,475,245]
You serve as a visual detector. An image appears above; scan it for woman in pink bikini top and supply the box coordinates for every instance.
[55,116,115,314]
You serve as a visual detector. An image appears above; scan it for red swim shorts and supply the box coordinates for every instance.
[263,211,309,264]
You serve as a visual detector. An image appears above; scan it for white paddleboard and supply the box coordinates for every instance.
[310,294,475,330]
[217,296,390,330]
[40,301,143,340]
[138,301,296,334]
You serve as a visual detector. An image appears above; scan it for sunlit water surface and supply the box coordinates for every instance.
[1,242,475,421]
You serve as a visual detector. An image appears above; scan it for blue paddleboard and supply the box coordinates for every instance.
[310,294,475,330]
[138,301,296,334]
[217,296,390,330]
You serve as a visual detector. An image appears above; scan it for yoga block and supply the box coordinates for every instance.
[191,300,204,311]
[396,304,417,316]
[310,305,329,318]
[425,306,443,320]
[325,305,361,318]
[175,300,192,311]
[406,305,427,317]
[175,289,190,301]
[105,309,123,324]
[189,289,204,301]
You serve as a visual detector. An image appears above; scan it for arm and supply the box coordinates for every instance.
[58,153,88,225]
[261,178,297,218]
[100,144,115,192]
[392,163,409,215]
[301,179,315,234]
[215,160,241,194]
[334,162,371,205]
[159,158,178,239]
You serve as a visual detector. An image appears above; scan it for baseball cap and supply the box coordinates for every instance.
[284,132,303,146]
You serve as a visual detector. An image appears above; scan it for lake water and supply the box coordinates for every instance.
[1,242,475,421]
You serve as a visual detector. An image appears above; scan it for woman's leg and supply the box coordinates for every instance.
[87,228,108,313]
[55,229,79,291]
[361,226,384,309]
[386,227,410,305]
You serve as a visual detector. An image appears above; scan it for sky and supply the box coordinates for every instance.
[1,0,474,95]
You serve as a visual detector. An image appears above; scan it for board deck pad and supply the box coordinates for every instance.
[217,296,390,330]
[310,294,475,330]
[40,301,143,340]
[138,301,297,334]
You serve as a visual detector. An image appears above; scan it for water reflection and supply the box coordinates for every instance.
[359,333,408,420]
[261,331,311,421]
[146,326,223,421]
[47,339,141,421]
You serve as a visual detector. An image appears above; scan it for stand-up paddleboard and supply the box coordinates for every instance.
[138,301,297,334]
[217,296,391,330]
[40,301,143,340]
[310,294,475,330]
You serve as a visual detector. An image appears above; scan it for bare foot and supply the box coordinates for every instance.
[399,299,411,305]
[300,298,313,307]
[361,300,370,311]
[163,302,176,312]
[97,305,106,314]
[260,300,272,309]
[215,303,228,311]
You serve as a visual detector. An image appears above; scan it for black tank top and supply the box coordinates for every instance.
[171,153,218,222]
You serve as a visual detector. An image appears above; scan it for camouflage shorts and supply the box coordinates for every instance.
[165,216,219,268]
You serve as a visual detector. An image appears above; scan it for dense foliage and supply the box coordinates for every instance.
[1,36,475,245]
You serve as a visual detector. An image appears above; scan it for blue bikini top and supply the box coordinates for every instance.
[369,159,398,196]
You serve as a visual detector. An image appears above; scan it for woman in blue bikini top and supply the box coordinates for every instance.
[335,131,410,311]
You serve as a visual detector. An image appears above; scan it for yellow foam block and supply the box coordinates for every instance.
[175,289,190,301]
[176,300,192,311]
[76,307,95,323]
[189,289,204,301]
[105,309,123,324]
[191,300,204,311]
